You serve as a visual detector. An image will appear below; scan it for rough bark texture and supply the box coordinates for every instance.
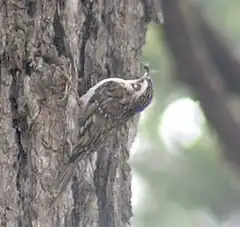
[0,0,152,226]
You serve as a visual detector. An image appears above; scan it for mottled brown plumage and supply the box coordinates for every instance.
[51,66,154,205]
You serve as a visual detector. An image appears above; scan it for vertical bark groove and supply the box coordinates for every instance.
[0,0,150,226]
[78,1,93,79]
[9,68,36,226]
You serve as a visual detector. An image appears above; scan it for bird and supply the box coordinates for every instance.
[51,65,154,206]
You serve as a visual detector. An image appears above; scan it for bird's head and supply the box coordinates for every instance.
[82,66,154,122]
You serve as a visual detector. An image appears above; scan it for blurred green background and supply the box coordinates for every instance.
[130,1,240,227]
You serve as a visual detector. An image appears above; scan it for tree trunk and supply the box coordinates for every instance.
[0,1,151,226]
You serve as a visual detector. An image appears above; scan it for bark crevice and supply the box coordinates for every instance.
[77,0,94,94]
[53,7,68,58]
[9,68,32,226]
[94,151,116,227]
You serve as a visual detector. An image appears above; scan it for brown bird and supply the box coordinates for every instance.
[51,66,154,206]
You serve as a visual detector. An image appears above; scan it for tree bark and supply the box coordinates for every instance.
[0,1,151,226]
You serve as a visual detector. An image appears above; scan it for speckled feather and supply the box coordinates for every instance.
[51,66,154,206]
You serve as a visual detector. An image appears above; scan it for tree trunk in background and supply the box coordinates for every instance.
[161,0,240,167]
[0,1,151,226]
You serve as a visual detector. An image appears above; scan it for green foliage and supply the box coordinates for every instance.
[131,1,240,226]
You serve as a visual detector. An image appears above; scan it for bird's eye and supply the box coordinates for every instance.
[131,83,141,91]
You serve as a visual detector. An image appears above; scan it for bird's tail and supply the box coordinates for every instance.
[57,161,77,190]
[49,161,77,208]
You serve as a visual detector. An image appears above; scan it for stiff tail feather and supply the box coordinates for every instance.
[49,150,88,208]
[49,161,77,208]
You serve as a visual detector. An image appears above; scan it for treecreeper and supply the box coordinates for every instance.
[50,66,154,206]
